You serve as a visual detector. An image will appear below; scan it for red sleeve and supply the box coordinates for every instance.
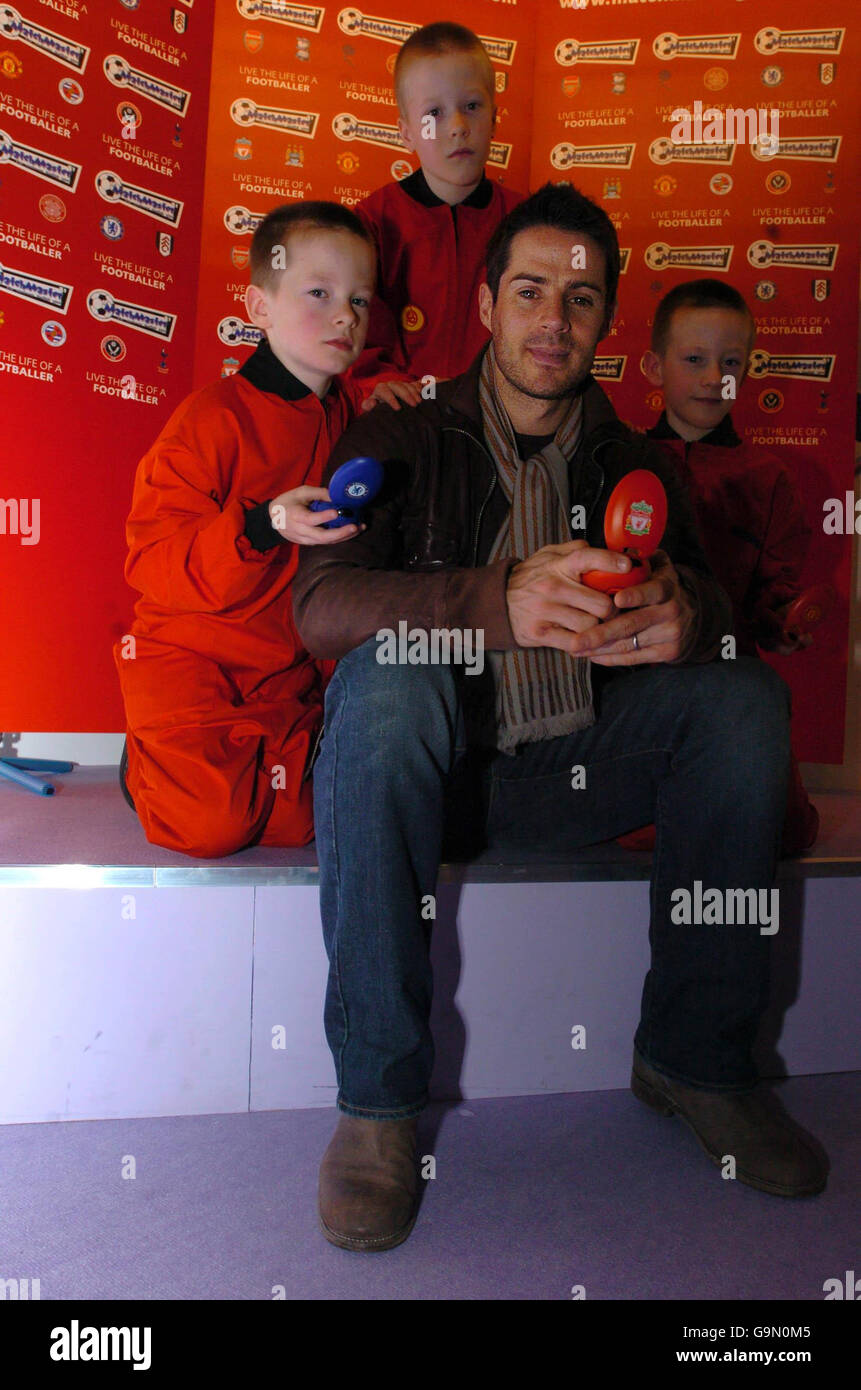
[751,464,812,618]
[125,404,290,616]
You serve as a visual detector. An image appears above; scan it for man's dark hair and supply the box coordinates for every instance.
[484,181,620,322]
[249,200,375,292]
[651,278,755,355]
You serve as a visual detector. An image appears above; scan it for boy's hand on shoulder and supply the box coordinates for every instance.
[269,485,365,546]
[361,378,424,412]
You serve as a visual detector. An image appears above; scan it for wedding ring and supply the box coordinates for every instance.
[632,633,640,651]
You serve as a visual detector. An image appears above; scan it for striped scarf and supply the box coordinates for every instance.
[480,342,595,753]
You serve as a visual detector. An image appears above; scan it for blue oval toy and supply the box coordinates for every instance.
[309,455,383,529]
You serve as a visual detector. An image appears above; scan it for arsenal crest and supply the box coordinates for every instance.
[243,30,264,55]
[231,245,250,270]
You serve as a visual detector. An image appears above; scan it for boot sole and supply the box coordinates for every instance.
[318,1205,418,1253]
[631,1067,826,1199]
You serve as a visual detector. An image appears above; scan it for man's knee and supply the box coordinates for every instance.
[702,656,789,728]
[683,657,791,773]
[327,634,461,733]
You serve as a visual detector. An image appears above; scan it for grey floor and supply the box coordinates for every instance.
[1,1072,856,1301]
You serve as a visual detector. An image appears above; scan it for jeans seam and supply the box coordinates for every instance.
[337,1097,427,1120]
[325,668,349,1100]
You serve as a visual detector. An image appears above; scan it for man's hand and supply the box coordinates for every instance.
[360,379,423,412]
[568,549,697,665]
[506,540,626,647]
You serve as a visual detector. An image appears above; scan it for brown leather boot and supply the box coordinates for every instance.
[631,1049,828,1197]
[318,1114,419,1251]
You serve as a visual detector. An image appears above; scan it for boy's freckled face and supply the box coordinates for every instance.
[648,306,752,441]
[245,228,376,396]
[397,52,496,204]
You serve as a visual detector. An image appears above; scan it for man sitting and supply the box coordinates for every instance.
[293,182,827,1253]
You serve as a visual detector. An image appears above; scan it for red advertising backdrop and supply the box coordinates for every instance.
[0,0,857,763]
[190,0,535,385]
[530,0,859,763]
[0,0,213,730]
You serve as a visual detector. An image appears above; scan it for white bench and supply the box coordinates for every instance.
[1,768,859,1124]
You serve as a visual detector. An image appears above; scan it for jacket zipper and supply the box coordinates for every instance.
[442,422,610,564]
[441,424,498,566]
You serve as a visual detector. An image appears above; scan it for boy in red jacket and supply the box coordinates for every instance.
[625,278,818,855]
[116,202,381,858]
[350,21,524,396]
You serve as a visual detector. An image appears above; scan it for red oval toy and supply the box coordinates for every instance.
[582,469,668,594]
[780,583,836,641]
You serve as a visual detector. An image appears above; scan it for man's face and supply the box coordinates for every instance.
[644,306,751,439]
[397,52,496,203]
[245,227,376,395]
[478,226,613,403]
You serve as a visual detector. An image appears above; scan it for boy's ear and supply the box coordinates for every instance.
[397,115,416,153]
[642,349,664,387]
[245,282,271,328]
[478,282,493,333]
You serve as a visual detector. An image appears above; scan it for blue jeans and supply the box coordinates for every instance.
[313,639,791,1118]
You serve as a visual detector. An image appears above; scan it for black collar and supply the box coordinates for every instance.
[239,336,312,401]
[648,409,740,447]
[398,166,494,210]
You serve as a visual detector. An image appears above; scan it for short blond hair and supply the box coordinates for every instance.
[394,22,495,112]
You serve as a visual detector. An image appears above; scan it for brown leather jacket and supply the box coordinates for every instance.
[293,347,732,665]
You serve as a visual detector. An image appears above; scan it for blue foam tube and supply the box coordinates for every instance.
[0,761,55,795]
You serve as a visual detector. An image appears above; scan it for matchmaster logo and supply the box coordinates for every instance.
[336,9,516,64]
[332,109,512,166]
[653,32,740,61]
[231,98,318,137]
[224,205,265,234]
[87,288,176,341]
[554,39,639,67]
[95,171,183,228]
[747,240,838,270]
[104,55,190,117]
[0,4,90,72]
[646,242,733,270]
[747,349,835,381]
[218,316,264,345]
[592,356,626,380]
[650,138,734,166]
[552,143,634,170]
[0,128,81,190]
[235,0,325,31]
[0,259,72,312]
[754,27,844,56]
[751,136,841,163]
